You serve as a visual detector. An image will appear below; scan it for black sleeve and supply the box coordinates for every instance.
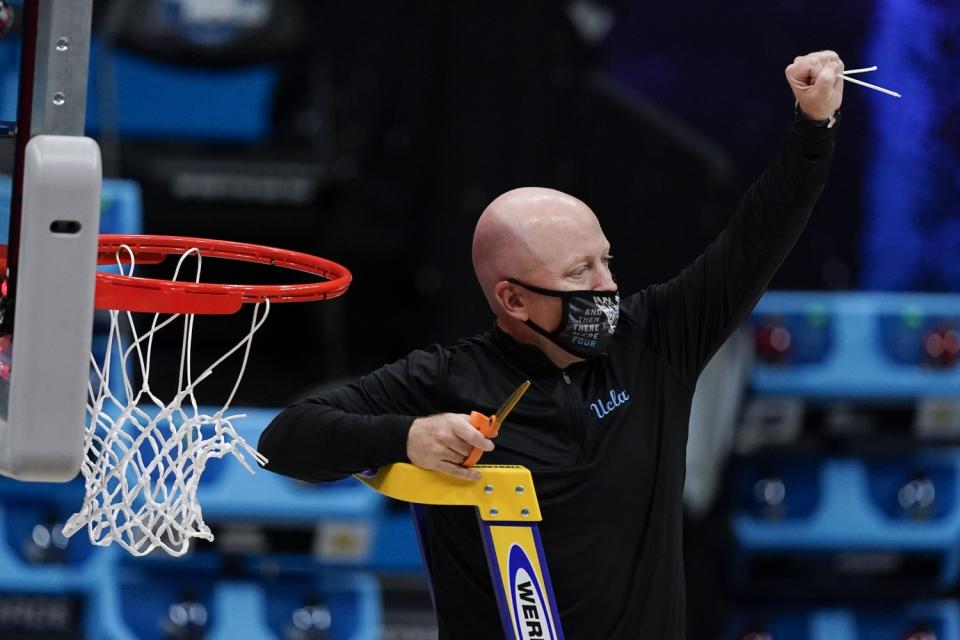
[620,114,836,384]
[257,345,449,482]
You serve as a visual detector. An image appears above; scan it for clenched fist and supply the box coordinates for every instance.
[407,413,495,480]
[786,50,844,121]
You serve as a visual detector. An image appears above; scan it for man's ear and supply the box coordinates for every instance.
[494,281,528,321]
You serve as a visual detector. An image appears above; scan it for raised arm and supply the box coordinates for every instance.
[621,51,844,384]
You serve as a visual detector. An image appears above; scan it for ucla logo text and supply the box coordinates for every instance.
[589,388,630,419]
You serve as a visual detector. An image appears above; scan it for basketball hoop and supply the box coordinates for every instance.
[49,235,351,556]
[93,234,352,314]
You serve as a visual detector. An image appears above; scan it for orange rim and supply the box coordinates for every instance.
[91,235,351,314]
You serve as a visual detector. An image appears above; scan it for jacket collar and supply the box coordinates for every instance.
[488,323,569,378]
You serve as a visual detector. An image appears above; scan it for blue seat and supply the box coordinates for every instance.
[732,450,960,595]
[750,291,960,399]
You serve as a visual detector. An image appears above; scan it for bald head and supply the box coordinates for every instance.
[472,187,607,313]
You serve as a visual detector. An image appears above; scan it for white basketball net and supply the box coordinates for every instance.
[62,246,269,557]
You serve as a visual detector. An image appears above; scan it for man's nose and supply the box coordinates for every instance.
[595,264,617,292]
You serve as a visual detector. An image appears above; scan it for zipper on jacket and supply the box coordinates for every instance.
[559,368,587,450]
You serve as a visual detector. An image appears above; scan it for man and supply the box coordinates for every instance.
[258,50,844,639]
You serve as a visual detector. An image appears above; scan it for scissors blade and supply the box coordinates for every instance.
[493,380,531,427]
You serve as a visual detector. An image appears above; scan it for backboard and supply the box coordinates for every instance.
[0,0,101,481]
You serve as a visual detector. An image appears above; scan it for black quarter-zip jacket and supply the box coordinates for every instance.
[258,115,836,639]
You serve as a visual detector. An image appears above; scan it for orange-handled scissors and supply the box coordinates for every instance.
[462,380,531,468]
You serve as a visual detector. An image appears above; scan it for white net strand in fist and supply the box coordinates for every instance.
[62,246,269,556]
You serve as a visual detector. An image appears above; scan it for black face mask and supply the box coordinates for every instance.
[507,278,620,359]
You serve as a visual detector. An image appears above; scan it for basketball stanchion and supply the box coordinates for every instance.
[356,463,566,640]
[0,234,350,556]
